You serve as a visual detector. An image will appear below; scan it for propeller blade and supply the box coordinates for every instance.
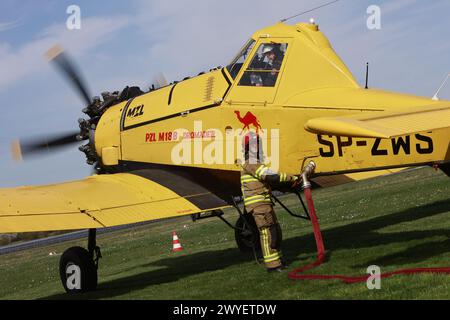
[11,131,80,162]
[45,45,92,106]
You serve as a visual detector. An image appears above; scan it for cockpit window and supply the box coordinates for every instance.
[226,39,256,80]
[238,43,288,87]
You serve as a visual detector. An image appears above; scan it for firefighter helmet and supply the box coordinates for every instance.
[242,131,264,162]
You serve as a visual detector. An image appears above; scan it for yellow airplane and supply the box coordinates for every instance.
[2,21,449,293]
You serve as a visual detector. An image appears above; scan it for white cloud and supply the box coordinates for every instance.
[0,15,130,90]
[132,0,326,80]
[0,18,23,32]
[381,0,417,15]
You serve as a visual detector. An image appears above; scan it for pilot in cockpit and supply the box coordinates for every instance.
[249,44,284,87]
[260,45,283,86]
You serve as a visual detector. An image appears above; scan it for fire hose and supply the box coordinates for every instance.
[288,161,450,283]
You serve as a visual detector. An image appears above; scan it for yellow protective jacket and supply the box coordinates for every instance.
[240,162,297,211]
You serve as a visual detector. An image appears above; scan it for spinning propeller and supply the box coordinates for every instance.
[11,45,92,161]
[11,44,165,165]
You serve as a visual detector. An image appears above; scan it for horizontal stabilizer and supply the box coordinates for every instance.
[305,102,450,138]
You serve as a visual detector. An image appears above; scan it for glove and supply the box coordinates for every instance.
[291,176,302,189]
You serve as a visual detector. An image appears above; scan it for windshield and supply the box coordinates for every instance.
[226,39,256,80]
[238,43,288,87]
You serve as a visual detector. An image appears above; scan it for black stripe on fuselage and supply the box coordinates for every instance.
[168,83,178,105]
[221,67,232,100]
[119,98,137,131]
[120,69,232,132]
[122,103,220,131]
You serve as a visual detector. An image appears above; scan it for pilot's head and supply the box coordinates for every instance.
[262,45,276,62]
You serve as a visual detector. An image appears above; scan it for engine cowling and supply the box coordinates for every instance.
[78,87,144,170]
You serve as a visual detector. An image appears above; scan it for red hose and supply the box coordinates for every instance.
[288,187,450,283]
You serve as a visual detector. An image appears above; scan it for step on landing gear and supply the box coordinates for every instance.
[59,229,101,293]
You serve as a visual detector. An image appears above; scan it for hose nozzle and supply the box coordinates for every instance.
[301,161,316,189]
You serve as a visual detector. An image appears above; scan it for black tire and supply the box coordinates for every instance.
[235,213,261,253]
[59,246,98,293]
[440,163,450,177]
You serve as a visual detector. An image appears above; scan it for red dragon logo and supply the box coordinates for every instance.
[234,110,262,133]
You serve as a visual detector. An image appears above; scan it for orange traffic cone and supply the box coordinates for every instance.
[171,231,183,252]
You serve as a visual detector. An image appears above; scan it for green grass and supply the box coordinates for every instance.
[0,167,449,300]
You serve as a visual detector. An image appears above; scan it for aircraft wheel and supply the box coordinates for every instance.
[235,213,261,253]
[59,246,98,293]
[440,163,450,177]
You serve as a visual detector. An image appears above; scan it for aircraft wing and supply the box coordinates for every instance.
[0,169,232,233]
[304,102,450,138]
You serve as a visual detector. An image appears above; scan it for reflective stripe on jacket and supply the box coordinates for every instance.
[240,162,297,210]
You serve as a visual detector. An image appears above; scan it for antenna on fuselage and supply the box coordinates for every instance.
[280,0,341,22]
[365,62,369,89]
[432,73,450,101]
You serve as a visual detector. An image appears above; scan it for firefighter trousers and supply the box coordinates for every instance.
[249,203,282,269]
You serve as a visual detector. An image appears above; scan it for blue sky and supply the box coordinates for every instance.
[0,0,449,187]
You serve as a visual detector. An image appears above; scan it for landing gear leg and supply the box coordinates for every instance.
[59,228,101,293]
[88,229,102,269]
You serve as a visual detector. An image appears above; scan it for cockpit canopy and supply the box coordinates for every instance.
[226,39,256,79]
[226,39,288,87]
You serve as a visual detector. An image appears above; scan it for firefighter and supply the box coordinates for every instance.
[240,131,300,272]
